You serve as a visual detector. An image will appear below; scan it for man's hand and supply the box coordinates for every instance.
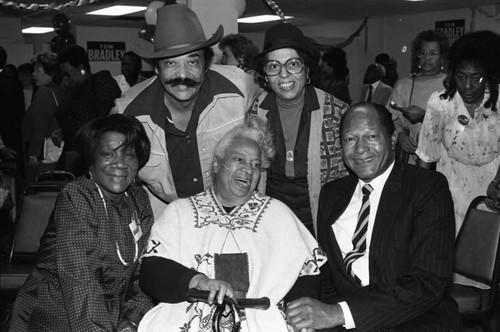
[397,132,417,153]
[402,105,425,124]
[116,320,137,332]
[286,297,344,330]
[188,274,234,305]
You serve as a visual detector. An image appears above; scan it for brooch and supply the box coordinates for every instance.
[458,115,469,126]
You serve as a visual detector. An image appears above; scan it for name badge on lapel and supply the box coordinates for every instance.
[129,212,143,242]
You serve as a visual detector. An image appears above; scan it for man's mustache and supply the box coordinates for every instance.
[165,77,201,87]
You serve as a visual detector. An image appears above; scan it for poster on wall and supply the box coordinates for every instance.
[87,41,126,61]
[435,19,465,44]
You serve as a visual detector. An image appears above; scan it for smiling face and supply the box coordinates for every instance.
[91,131,139,202]
[213,137,262,206]
[265,48,308,104]
[455,62,487,106]
[342,105,396,182]
[157,51,206,104]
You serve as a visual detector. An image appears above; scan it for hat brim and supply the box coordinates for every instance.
[133,25,223,59]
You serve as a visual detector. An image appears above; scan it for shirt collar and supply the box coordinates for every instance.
[371,80,380,89]
[358,161,395,194]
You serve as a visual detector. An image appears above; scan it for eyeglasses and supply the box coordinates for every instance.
[263,58,305,76]
[418,50,441,58]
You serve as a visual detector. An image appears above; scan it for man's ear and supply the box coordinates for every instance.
[391,132,397,150]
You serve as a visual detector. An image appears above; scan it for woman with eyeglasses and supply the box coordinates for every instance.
[417,30,500,234]
[389,30,449,165]
[11,114,154,331]
[250,22,349,235]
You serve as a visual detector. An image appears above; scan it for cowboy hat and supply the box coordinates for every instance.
[133,4,223,59]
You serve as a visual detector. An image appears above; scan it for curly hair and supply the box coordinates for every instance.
[411,29,449,74]
[214,115,275,169]
[31,52,63,83]
[322,47,349,82]
[57,44,90,71]
[219,33,259,69]
[441,30,500,111]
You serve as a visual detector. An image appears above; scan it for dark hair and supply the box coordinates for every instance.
[340,102,395,138]
[363,64,385,85]
[17,63,34,75]
[375,53,390,65]
[57,44,90,71]
[322,47,349,81]
[75,114,151,170]
[411,29,449,74]
[0,46,6,69]
[253,48,319,91]
[219,34,259,69]
[154,47,214,71]
[122,51,142,67]
[441,30,500,111]
[31,52,63,83]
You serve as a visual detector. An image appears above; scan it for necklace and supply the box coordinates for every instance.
[95,184,139,266]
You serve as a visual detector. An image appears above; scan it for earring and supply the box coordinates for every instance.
[306,76,311,85]
[86,167,94,180]
[80,69,86,75]
[440,65,444,71]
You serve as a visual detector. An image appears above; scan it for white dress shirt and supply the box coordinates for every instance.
[332,162,394,329]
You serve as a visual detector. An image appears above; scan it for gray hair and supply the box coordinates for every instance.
[214,115,275,168]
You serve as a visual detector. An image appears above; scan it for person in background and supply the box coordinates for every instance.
[318,47,351,105]
[250,22,349,235]
[360,63,393,106]
[0,47,24,190]
[114,51,146,94]
[112,5,258,219]
[218,33,259,73]
[286,103,462,332]
[417,30,500,235]
[389,29,449,165]
[138,116,325,331]
[17,62,35,112]
[56,44,121,176]
[23,52,64,183]
[11,114,154,331]
[375,52,398,88]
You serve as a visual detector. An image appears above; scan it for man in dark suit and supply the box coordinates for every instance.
[286,103,463,331]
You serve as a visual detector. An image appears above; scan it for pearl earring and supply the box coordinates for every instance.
[80,69,86,75]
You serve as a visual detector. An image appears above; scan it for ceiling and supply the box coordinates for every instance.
[1,0,499,34]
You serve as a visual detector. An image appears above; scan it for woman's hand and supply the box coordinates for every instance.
[402,105,426,124]
[486,180,500,211]
[397,132,417,154]
[189,274,234,305]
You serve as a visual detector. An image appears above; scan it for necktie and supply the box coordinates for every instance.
[366,85,373,102]
[344,184,373,282]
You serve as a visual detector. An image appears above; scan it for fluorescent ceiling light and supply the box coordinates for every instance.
[403,0,427,2]
[86,5,147,16]
[22,27,54,34]
[238,15,294,23]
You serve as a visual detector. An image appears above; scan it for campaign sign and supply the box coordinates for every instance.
[435,20,466,41]
[87,41,126,61]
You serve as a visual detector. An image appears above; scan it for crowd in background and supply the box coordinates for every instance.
[1,4,500,330]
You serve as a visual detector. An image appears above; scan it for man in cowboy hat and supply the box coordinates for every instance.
[112,4,258,218]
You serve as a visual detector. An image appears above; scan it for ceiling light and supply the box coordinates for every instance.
[403,0,428,2]
[22,27,54,34]
[86,5,147,16]
[238,15,294,23]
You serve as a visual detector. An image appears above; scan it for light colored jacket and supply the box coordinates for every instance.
[249,86,349,233]
[112,65,258,218]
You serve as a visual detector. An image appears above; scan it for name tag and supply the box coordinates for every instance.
[129,218,142,242]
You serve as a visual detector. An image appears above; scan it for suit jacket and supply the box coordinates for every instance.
[360,81,393,106]
[317,163,463,332]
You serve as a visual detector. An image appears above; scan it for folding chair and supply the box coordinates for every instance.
[448,196,500,332]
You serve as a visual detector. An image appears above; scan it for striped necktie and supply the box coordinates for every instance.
[344,184,374,283]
